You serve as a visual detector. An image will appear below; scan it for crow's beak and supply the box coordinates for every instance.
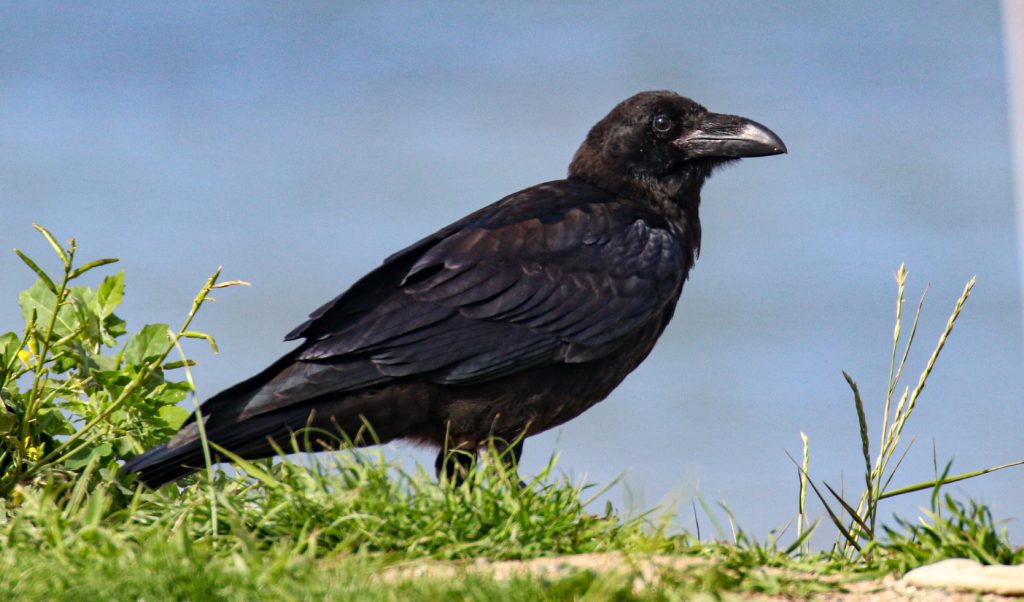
[674,113,786,160]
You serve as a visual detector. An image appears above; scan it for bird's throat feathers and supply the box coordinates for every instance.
[648,171,704,260]
[569,152,715,252]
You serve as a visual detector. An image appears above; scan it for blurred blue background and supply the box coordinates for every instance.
[2,2,1021,544]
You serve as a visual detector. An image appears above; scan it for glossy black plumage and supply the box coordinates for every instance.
[123,91,785,487]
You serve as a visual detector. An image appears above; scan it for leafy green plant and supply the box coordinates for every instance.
[0,224,243,496]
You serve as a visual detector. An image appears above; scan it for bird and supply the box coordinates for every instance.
[123,90,786,487]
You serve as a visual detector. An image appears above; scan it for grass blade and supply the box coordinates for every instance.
[786,450,861,552]
[209,442,282,490]
[823,481,872,539]
[879,459,1024,500]
[797,431,809,545]
[842,371,872,498]
[808,472,861,552]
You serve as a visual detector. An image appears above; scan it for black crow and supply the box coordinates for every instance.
[123,91,785,487]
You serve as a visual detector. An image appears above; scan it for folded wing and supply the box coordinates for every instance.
[224,180,688,420]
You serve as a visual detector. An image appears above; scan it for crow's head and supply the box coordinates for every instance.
[569,91,785,203]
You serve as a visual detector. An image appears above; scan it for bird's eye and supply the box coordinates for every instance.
[652,114,673,133]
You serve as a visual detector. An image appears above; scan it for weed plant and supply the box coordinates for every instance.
[793,264,1022,565]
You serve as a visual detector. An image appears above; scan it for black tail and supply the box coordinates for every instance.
[121,347,400,488]
[121,401,323,487]
[121,441,206,487]
[121,350,306,488]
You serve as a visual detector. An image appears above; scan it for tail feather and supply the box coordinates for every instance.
[122,404,313,487]
[122,349,305,487]
[121,347,407,488]
[121,442,204,487]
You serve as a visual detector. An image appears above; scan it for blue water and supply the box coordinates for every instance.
[1,2,1020,544]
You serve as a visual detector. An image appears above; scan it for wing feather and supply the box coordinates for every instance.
[236,179,690,420]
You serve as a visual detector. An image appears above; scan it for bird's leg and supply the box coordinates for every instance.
[495,437,526,489]
[500,438,523,470]
[434,445,476,486]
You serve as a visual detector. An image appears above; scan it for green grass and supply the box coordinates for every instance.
[0,453,855,601]
[0,545,845,601]
[0,226,1020,599]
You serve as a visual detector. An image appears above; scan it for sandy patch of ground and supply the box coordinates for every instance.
[379,553,1024,600]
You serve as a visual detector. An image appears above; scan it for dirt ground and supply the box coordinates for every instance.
[380,553,1024,600]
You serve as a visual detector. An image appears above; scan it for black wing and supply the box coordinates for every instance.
[233,179,688,419]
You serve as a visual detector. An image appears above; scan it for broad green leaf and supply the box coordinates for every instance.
[35,406,75,436]
[104,314,127,339]
[123,323,170,366]
[64,441,113,469]
[149,382,190,405]
[0,411,16,434]
[0,332,20,368]
[109,408,129,425]
[53,353,80,373]
[86,353,117,373]
[159,405,190,430]
[93,370,131,393]
[97,271,124,317]
[68,286,103,345]
[19,280,79,338]
[113,436,136,457]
